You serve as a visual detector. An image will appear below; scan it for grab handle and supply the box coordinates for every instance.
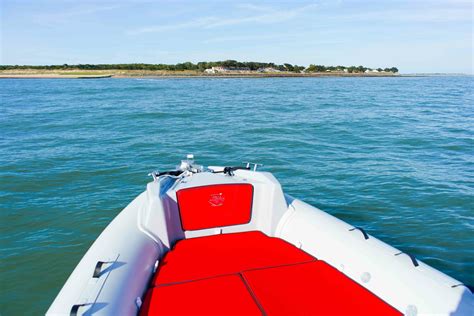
[349,227,369,240]
[395,252,419,267]
[70,304,86,316]
[93,261,106,278]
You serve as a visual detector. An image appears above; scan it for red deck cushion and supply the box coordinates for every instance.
[176,184,253,231]
[242,261,401,316]
[140,274,262,316]
[153,231,314,285]
[143,232,401,315]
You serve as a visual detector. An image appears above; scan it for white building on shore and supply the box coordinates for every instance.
[257,67,281,73]
[204,66,251,74]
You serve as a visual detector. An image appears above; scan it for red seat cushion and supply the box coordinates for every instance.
[140,274,262,316]
[153,231,314,285]
[242,261,401,316]
[177,184,253,231]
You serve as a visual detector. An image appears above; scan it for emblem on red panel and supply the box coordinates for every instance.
[209,193,225,207]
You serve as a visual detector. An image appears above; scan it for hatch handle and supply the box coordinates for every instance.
[349,227,369,240]
[93,261,107,278]
[395,252,419,267]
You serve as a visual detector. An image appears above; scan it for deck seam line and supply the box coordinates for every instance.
[238,272,267,316]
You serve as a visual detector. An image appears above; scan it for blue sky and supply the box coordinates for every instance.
[1,0,472,73]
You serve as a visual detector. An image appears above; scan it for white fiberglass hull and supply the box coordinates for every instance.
[47,162,474,316]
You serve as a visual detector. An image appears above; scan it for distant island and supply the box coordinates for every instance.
[0,60,399,78]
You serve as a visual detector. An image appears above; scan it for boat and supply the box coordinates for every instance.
[76,75,112,79]
[47,155,473,315]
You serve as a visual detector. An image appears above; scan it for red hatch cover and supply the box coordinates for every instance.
[140,274,262,316]
[153,231,314,285]
[242,261,402,316]
[176,183,253,231]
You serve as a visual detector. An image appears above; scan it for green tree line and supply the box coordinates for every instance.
[306,64,398,73]
[0,60,398,73]
[0,60,302,72]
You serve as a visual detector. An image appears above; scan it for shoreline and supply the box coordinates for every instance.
[3,70,466,79]
[0,74,114,79]
[0,69,404,79]
[0,73,406,79]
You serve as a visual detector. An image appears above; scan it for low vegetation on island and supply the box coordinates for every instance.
[0,60,399,78]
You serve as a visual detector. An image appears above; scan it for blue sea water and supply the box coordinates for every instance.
[0,76,473,314]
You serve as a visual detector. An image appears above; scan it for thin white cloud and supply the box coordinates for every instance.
[235,3,276,12]
[339,7,472,23]
[33,3,124,25]
[128,2,319,35]
[329,0,472,23]
[57,4,123,17]
[127,17,221,34]
[203,34,288,44]
[204,3,318,28]
[203,33,343,46]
